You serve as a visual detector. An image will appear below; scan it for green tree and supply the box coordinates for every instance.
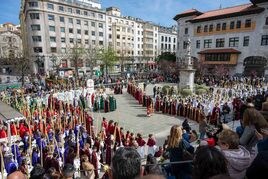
[98,46,118,75]
[156,52,176,62]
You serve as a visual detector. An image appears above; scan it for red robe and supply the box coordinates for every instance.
[105,138,112,165]
[10,124,17,136]
[147,138,156,147]
[136,137,146,147]
[91,151,99,178]
[102,121,108,130]
[211,107,220,125]
[0,129,7,138]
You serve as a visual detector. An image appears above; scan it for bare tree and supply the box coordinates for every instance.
[84,45,100,78]
[66,42,85,80]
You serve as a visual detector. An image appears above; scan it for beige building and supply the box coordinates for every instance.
[0,23,23,75]
[20,0,177,75]
[20,0,106,74]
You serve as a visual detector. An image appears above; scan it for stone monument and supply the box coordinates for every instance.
[178,38,196,92]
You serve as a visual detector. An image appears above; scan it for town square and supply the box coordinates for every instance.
[0,0,268,179]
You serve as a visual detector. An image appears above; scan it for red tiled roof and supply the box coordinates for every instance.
[174,9,203,20]
[198,48,241,54]
[190,3,264,22]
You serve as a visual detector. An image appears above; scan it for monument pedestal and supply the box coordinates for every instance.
[179,68,196,92]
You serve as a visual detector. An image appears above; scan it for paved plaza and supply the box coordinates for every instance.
[94,83,196,145]
[93,83,240,146]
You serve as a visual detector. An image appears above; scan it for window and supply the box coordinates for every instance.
[69,28,73,33]
[99,23,103,28]
[48,14,55,21]
[59,16,65,23]
[204,25,208,32]
[196,40,200,48]
[165,37,167,42]
[222,23,226,30]
[32,36,42,42]
[68,18,73,24]
[183,41,188,49]
[76,19,81,25]
[92,12,95,17]
[92,31,95,36]
[185,28,188,34]
[261,35,268,46]
[216,23,221,31]
[91,22,95,27]
[30,13,40,19]
[51,47,57,53]
[243,36,249,46]
[109,34,112,39]
[204,39,212,48]
[174,38,176,43]
[68,8,72,13]
[216,38,225,48]
[77,29,81,34]
[117,42,120,46]
[99,14,103,19]
[117,35,120,39]
[99,32,103,37]
[28,2,38,7]
[60,27,65,33]
[59,6,64,11]
[99,41,103,45]
[236,21,241,29]
[84,30,88,35]
[205,53,230,62]
[169,37,171,42]
[49,26,55,31]
[229,37,239,47]
[266,17,268,25]
[245,19,251,28]
[197,26,201,33]
[84,11,88,16]
[31,24,40,31]
[70,38,74,43]
[76,9,80,14]
[77,39,81,44]
[209,24,213,32]
[33,47,42,53]
[85,39,89,44]
[47,3,54,10]
[61,37,65,43]
[50,36,56,42]
[84,21,88,26]
[230,21,235,29]
[92,40,96,45]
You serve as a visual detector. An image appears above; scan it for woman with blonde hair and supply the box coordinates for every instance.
[166,125,194,179]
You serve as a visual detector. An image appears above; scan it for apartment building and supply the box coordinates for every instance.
[20,0,177,74]
[20,0,106,74]
[158,26,177,54]
[174,0,268,77]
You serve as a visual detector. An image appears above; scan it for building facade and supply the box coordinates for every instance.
[20,0,106,74]
[174,0,268,77]
[0,23,23,75]
[20,0,177,75]
[158,26,177,55]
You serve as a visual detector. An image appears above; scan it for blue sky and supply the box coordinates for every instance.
[0,0,250,26]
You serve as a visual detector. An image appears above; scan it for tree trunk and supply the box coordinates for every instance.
[105,65,108,76]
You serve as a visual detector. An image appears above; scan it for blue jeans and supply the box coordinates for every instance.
[236,126,244,138]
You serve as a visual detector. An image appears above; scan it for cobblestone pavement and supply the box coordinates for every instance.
[93,83,240,146]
